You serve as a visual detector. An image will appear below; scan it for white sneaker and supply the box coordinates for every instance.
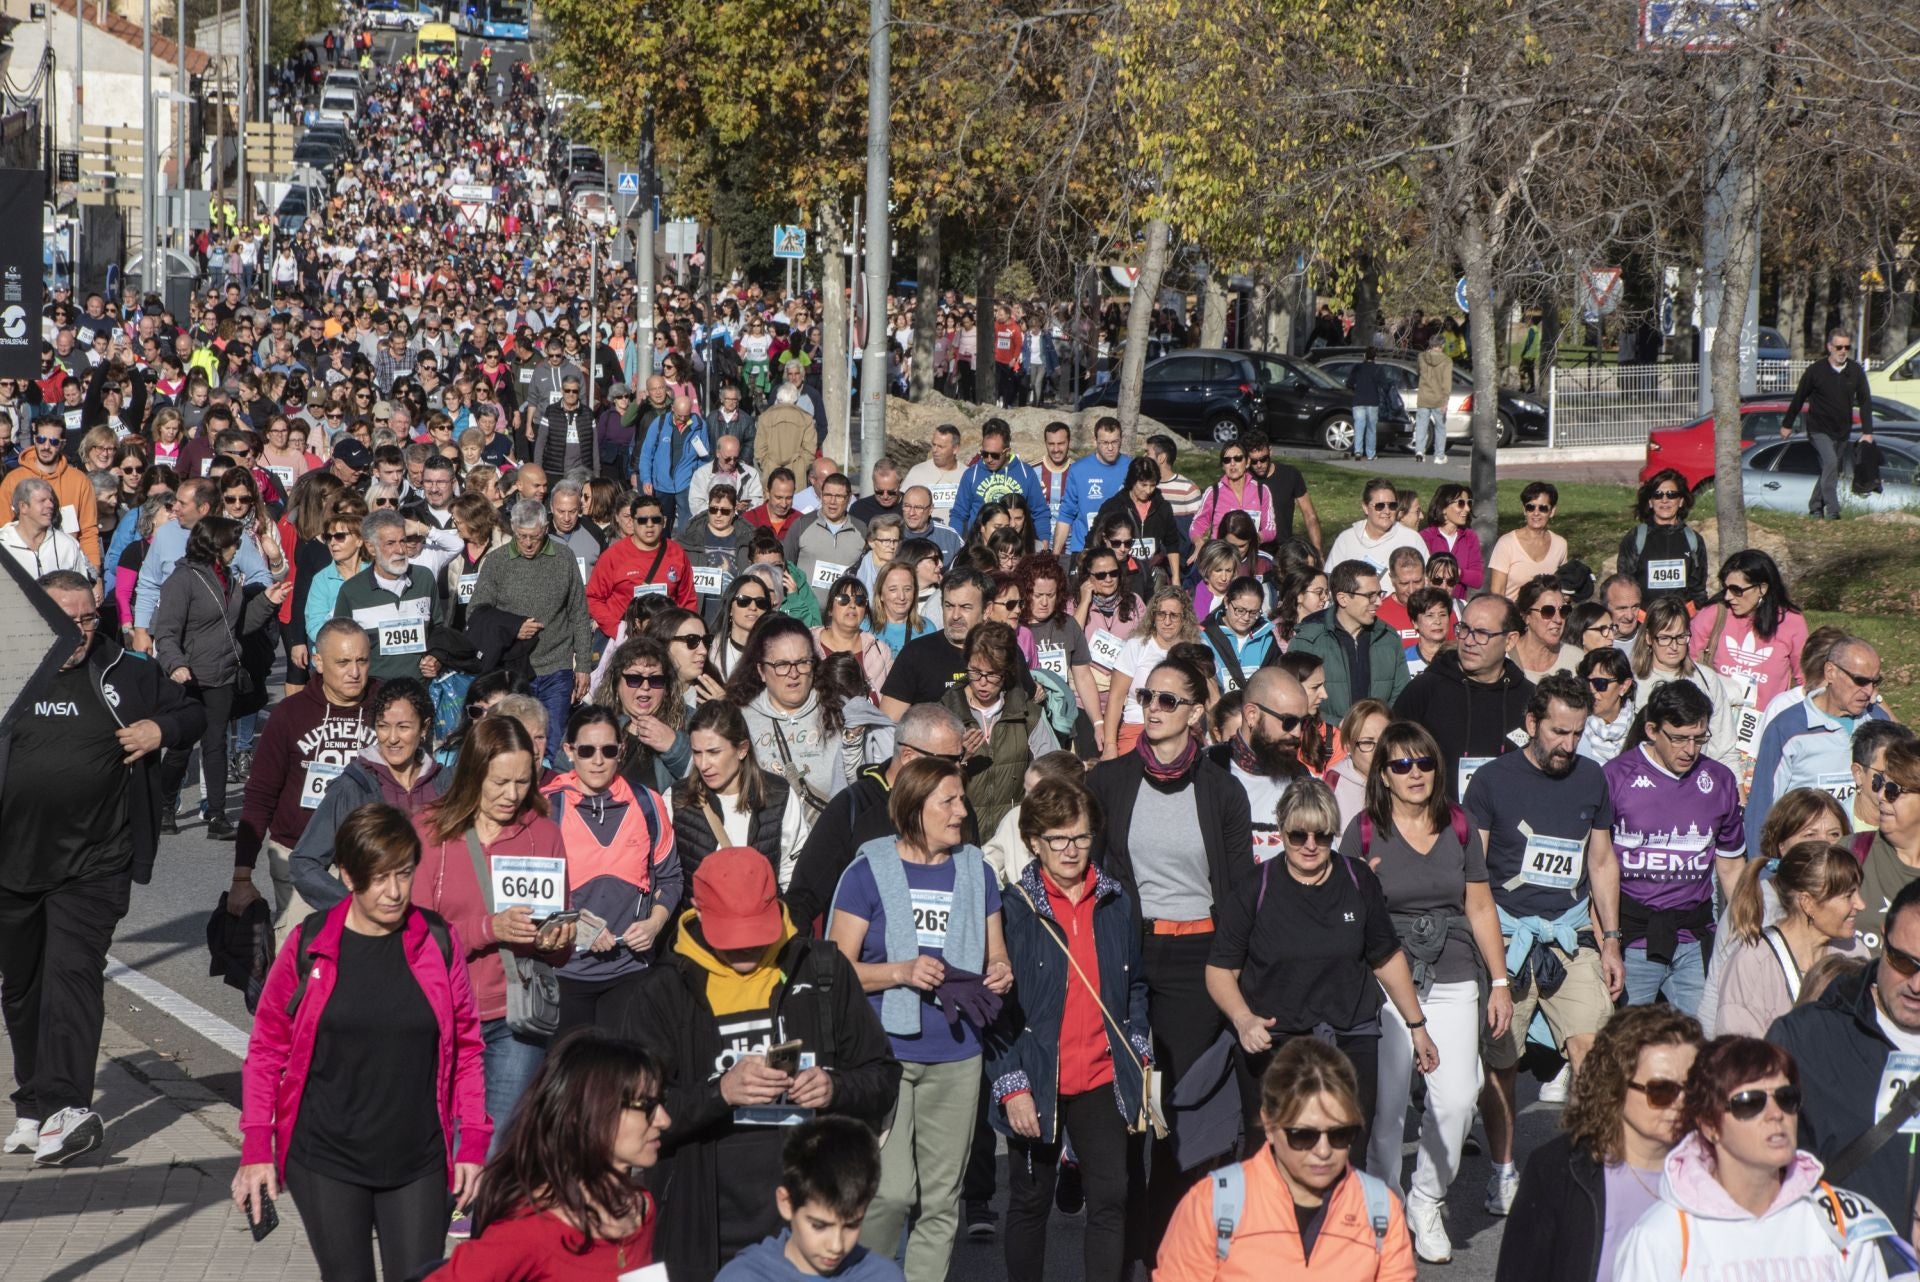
[33,1107,103,1166]
[4,1117,39,1153]
[1406,1193,1453,1263]
[1538,1063,1573,1104]
[1485,1165,1520,1216]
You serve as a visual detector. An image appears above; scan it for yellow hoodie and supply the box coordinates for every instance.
[672,907,799,1016]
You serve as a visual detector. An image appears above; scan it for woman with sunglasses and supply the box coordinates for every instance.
[1630,596,1741,773]
[1486,481,1565,600]
[1612,1037,1889,1282]
[939,620,1059,835]
[1423,550,1463,603]
[542,706,682,1033]
[1575,647,1638,765]
[711,568,777,680]
[668,700,798,889]
[1188,442,1277,547]
[1089,508,1155,606]
[301,494,373,653]
[1101,586,1200,761]
[1567,601,1616,653]
[1512,575,1582,680]
[1617,469,1708,611]
[1338,722,1509,1262]
[1085,656,1252,1238]
[437,1031,669,1275]
[109,439,151,513]
[1210,777,1437,1158]
[1691,550,1808,747]
[647,607,727,709]
[1156,1038,1416,1282]
[729,614,841,837]
[1851,740,1920,954]
[679,483,751,630]
[1493,1005,1703,1282]
[1708,842,1865,1038]
[1419,482,1483,599]
[813,575,893,692]
[593,634,692,795]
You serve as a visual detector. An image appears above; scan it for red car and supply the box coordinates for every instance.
[1641,397,1911,489]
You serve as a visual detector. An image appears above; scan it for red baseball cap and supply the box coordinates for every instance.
[693,848,783,951]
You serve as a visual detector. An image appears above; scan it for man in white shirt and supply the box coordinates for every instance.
[903,423,966,526]
[689,435,765,514]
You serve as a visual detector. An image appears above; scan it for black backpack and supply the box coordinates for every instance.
[285,907,454,1017]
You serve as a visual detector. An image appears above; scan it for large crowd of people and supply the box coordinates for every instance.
[1,18,1914,1282]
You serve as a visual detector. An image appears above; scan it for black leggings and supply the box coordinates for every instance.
[284,1157,449,1282]
[557,973,645,1036]
[159,681,236,820]
[1140,931,1225,1258]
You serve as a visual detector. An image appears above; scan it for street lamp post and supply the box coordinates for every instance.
[857,0,890,490]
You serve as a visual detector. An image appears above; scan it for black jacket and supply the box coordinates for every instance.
[1783,357,1872,439]
[1493,1130,1606,1282]
[1615,521,1708,610]
[1084,749,1253,931]
[669,775,792,881]
[1094,489,1186,566]
[784,761,979,932]
[1767,968,1916,1226]
[603,927,900,1282]
[0,638,206,886]
[1392,650,1534,802]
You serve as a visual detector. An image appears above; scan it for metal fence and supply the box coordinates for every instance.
[1547,360,1800,447]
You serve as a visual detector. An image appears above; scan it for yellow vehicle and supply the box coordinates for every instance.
[415,22,461,65]
[1869,336,1920,413]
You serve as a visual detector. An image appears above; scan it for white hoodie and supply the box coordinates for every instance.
[1612,1133,1896,1282]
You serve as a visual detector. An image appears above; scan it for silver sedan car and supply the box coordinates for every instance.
[1742,435,1920,514]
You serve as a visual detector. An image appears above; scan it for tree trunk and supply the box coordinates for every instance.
[909,216,941,403]
[820,202,851,465]
[1118,217,1170,443]
[1779,266,1810,363]
[1708,71,1761,557]
[1199,270,1229,348]
[1807,268,1829,356]
[1884,246,1914,357]
[1460,211,1501,548]
[1539,297,1562,380]
[1352,254,1382,347]
[974,247,999,405]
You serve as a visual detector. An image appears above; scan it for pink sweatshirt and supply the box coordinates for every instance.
[413,808,571,1022]
[239,902,490,1179]
[1691,605,1808,712]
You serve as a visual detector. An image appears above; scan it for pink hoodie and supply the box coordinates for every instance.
[239,902,491,1180]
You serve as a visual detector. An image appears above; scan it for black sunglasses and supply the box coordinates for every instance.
[1875,771,1908,803]
[569,743,621,760]
[734,594,771,610]
[620,672,669,690]
[1885,940,1920,978]
[1628,1078,1686,1108]
[1836,664,1884,689]
[1725,1085,1801,1122]
[1386,756,1437,775]
[1280,1124,1361,1152]
[635,515,665,527]
[1247,701,1304,732]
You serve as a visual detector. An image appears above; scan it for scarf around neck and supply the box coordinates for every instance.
[1138,732,1200,785]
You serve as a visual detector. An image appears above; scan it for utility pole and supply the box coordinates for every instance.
[142,0,156,294]
[857,0,890,490]
[236,0,249,222]
[176,0,187,251]
[633,106,655,372]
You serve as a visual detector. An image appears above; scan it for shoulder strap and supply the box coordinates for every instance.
[1353,1169,1392,1255]
[1633,523,1648,556]
[1852,831,1875,864]
[1762,926,1803,1002]
[1359,812,1373,862]
[806,936,837,1065]
[644,543,666,584]
[1449,803,1469,847]
[464,829,494,912]
[284,909,332,1017]
[1213,1162,1246,1261]
[634,784,661,851]
[1826,1077,1920,1184]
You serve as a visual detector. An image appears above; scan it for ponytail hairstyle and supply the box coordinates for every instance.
[1727,837,1862,944]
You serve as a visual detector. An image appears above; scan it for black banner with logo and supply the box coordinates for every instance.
[0,168,46,379]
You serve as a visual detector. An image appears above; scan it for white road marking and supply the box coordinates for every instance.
[105,956,253,1058]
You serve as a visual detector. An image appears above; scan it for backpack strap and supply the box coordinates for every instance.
[1359,812,1373,863]
[1449,803,1469,848]
[1762,926,1802,1003]
[1352,1169,1392,1255]
[1851,831,1875,864]
[1212,1161,1246,1261]
[284,909,332,1018]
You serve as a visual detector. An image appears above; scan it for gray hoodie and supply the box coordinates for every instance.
[715,1234,903,1282]
[741,689,846,820]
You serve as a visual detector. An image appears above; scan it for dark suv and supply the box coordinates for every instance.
[1075,348,1357,447]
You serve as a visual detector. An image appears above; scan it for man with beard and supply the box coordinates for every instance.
[1461,670,1625,1219]
[1205,667,1308,865]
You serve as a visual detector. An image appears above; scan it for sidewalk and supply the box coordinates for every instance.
[0,1016,321,1282]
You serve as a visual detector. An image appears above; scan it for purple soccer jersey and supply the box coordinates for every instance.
[1604,745,1747,944]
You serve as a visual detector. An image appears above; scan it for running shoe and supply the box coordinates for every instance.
[33,1108,103,1166]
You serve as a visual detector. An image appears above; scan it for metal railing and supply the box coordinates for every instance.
[1547,359,1800,447]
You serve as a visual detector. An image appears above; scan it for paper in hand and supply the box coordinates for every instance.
[573,909,609,952]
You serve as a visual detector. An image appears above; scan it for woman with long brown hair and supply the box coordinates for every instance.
[1709,842,1865,1037]
[592,633,692,794]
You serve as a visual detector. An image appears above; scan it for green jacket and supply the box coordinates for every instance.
[779,562,822,627]
[332,564,442,682]
[469,536,595,676]
[1288,612,1410,721]
[940,682,1059,835]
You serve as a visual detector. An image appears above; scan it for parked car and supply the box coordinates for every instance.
[1641,396,1920,489]
[1305,346,1548,448]
[1743,435,1920,514]
[1869,337,1920,406]
[1074,348,1356,448]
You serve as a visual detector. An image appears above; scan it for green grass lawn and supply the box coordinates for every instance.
[1178,452,1920,721]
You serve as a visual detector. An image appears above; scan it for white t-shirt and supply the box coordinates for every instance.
[903,460,965,525]
[1114,635,1170,726]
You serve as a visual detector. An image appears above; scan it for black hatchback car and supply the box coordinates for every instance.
[1075,348,1357,448]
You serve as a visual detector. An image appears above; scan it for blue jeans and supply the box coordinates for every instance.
[1413,406,1447,458]
[480,1017,548,1157]
[1621,940,1707,1015]
[655,490,685,532]
[529,669,575,757]
[1353,405,1379,458]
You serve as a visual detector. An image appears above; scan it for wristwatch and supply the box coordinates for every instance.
[1602,929,1624,941]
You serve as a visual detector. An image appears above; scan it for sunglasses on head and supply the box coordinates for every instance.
[620,671,669,690]
[1725,1085,1801,1121]
[1279,1124,1362,1152]
[1386,756,1436,775]
[569,742,621,760]
[1628,1078,1686,1109]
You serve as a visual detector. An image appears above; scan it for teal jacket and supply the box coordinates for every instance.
[1288,612,1410,721]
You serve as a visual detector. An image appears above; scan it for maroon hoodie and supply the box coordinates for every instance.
[235,681,379,869]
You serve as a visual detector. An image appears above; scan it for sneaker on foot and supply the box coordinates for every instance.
[1406,1193,1453,1264]
[4,1117,39,1154]
[33,1108,102,1166]
[448,1212,473,1239]
[1485,1166,1520,1216]
[1055,1160,1085,1215]
[1538,1062,1573,1104]
[964,1201,997,1239]
[206,816,238,842]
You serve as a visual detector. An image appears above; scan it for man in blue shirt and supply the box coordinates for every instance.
[1049,416,1129,556]
[949,418,1052,536]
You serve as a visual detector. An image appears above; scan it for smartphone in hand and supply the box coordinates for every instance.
[765,1039,803,1076]
[250,1194,280,1242]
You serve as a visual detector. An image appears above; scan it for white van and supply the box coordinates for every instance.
[316,87,358,126]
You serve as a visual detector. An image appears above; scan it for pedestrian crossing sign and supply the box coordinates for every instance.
[773,225,808,260]
[616,172,640,195]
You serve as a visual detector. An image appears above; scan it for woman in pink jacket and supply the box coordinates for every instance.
[232,803,490,1282]
[1188,443,1278,545]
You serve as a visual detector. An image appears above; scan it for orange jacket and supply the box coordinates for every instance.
[0,453,100,568]
[1153,1149,1416,1282]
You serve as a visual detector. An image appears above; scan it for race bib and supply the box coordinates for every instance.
[380,619,427,655]
[1130,537,1157,561]
[929,483,958,511]
[268,466,296,490]
[60,503,79,534]
[691,435,709,459]
[1518,833,1585,891]
[1818,771,1857,806]
[1087,629,1125,670]
[1722,669,1758,708]
[200,458,215,477]
[298,760,345,810]
[457,573,478,604]
[548,388,562,405]
[1734,705,1763,757]
[517,368,533,385]
[1458,756,1493,796]
[1877,1052,1920,1135]
[490,854,567,917]
[564,418,579,444]
[352,599,430,655]
[691,565,729,596]
[1037,643,1068,677]
[632,581,667,599]
[810,560,849,590]
[63,409,82,431]
[576,556,590,584]
[910,888,953,951]
[1646,558,1686,589]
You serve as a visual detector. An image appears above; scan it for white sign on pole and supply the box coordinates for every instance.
[616,172,640,195]
[1581,267,1624,316]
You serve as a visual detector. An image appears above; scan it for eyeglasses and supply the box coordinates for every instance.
[1584,622,1618,638]
[1459,624,1508,645]
[1248,702,1304,731]
[1033,832,1093,854]
[760,658,815,676]
[1530,604,1565,620]
[570,742,621,760]
[1874,771,1907,803]
[67,612,101,631]
[1225,602,1262,620]
[1725,1085,1802,1121]
[1386,756,1436,775]
[1835,664,1884,688]
[1651,631,1689,647]
[1657,727,1713,749]
[1342,588,1386,602]
[1524,502,1553,514]
[902,743,963,764]
[1627,1078,1686,1109]
[620,671,669,690]
[734,594,771,611]
[1136,688,1200,712]
[1651,489,1685,501]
